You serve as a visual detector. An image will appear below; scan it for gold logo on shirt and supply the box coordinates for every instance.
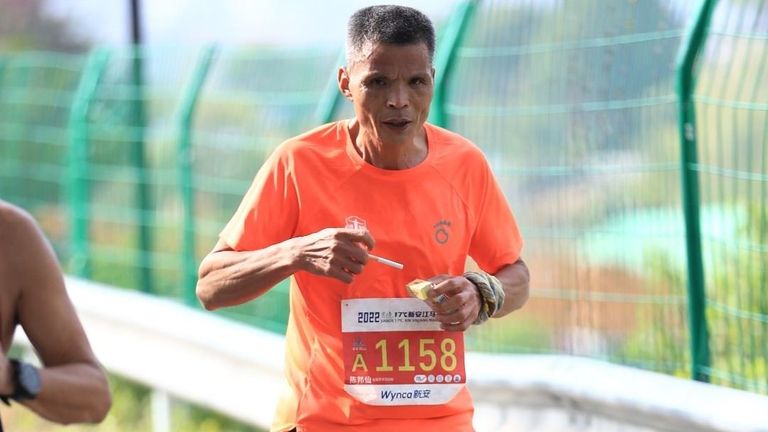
[433,220,451,244]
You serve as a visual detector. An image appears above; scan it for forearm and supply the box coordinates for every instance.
[492,259,530,318]
[196,238,301,310]
[22,363,110,424]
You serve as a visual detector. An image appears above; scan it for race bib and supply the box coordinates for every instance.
[341,298,466,406]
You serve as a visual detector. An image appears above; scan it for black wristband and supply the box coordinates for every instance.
[6,360,40,401]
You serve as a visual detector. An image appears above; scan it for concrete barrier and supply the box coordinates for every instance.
[15,277,768,431]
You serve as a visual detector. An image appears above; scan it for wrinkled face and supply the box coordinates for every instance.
[339,42,435,146]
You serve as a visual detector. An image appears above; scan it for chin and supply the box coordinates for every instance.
[381,132,414,146]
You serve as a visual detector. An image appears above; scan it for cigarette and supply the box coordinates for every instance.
[368,253,404,270]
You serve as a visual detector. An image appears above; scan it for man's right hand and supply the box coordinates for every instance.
[294,228,375,284]
[197,228,376,309]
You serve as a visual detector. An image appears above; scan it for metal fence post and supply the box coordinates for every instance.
[315,50,346,124]
[151,390,171,432]
[429,0,479,128]
[131,46,153,294]
[5,57,31,205]
[178,45,217,306]
[68,49,110,277]
[675,0,717,382]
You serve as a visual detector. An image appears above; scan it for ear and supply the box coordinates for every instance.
[431,67,436,81]
[338,66,353,100]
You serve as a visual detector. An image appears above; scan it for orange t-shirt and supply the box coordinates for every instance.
[221,121,522,432]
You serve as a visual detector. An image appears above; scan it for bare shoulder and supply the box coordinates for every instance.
[0,201,59,289]
[0,201,48,261]
[0,200,33,226]
[0,200,39,234]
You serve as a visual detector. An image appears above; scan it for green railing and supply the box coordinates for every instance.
[687,0,768,393]
[676,0,716,384]
[1,0,766,394]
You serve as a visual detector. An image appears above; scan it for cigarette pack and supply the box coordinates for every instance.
[406,279,433,300]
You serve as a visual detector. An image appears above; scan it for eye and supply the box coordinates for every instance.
[411,77,428,86]
[369,77,387,87]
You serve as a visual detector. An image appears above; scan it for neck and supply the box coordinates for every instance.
[348,120,428,170]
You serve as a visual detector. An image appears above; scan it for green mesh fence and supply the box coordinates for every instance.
[692,0,768,393]
[0,0,766,396]
[0,45,338,333]
[79,47,201,296]
[0,52,85,256]
[191,47,338,331]
[449,0,698,378]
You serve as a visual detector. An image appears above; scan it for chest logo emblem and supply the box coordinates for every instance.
[433,220,451,244]
[345,216,368,230]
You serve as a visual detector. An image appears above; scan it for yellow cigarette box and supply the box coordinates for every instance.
[406,279,433,300]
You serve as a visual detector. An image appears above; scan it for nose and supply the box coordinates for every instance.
[387,83,409,109]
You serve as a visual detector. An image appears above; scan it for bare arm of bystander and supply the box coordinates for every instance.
[0,203,111,424]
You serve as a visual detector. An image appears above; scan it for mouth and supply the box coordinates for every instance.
[382,119,412,129]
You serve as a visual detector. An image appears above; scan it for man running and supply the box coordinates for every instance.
[197,5,529,431]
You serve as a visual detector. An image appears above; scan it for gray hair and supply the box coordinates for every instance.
[346,5,436,65]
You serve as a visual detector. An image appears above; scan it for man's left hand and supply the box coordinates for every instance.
[424,274,482,332]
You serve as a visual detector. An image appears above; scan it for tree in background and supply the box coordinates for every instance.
[0,0,87,52]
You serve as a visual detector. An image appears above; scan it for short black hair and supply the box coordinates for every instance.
[346,5,436,65]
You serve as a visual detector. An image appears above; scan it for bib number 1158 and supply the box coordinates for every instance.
[346,331,463,381]
[371,337,457,373]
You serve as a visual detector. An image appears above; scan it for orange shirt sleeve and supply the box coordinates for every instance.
[220,148,299,251]
[468,157,523,274]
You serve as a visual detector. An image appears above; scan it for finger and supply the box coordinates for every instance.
[338,257,364,275]
[431,294,464,314]
[328,253,363,273]
[426,274,451,285]
[427,279,463,302]
[328,238,369,265]
[436,308,467,326]
[439,303,476,329]
[436,293,479,326]
[348,245,370,265]
[438,291,474,316]
[336,245,368,267]
[436,278,471,296]
[440,317,473,332]
[327,266,354,284]
[338,229,376,251]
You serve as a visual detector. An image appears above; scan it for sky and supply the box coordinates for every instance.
[44,0,459,48]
